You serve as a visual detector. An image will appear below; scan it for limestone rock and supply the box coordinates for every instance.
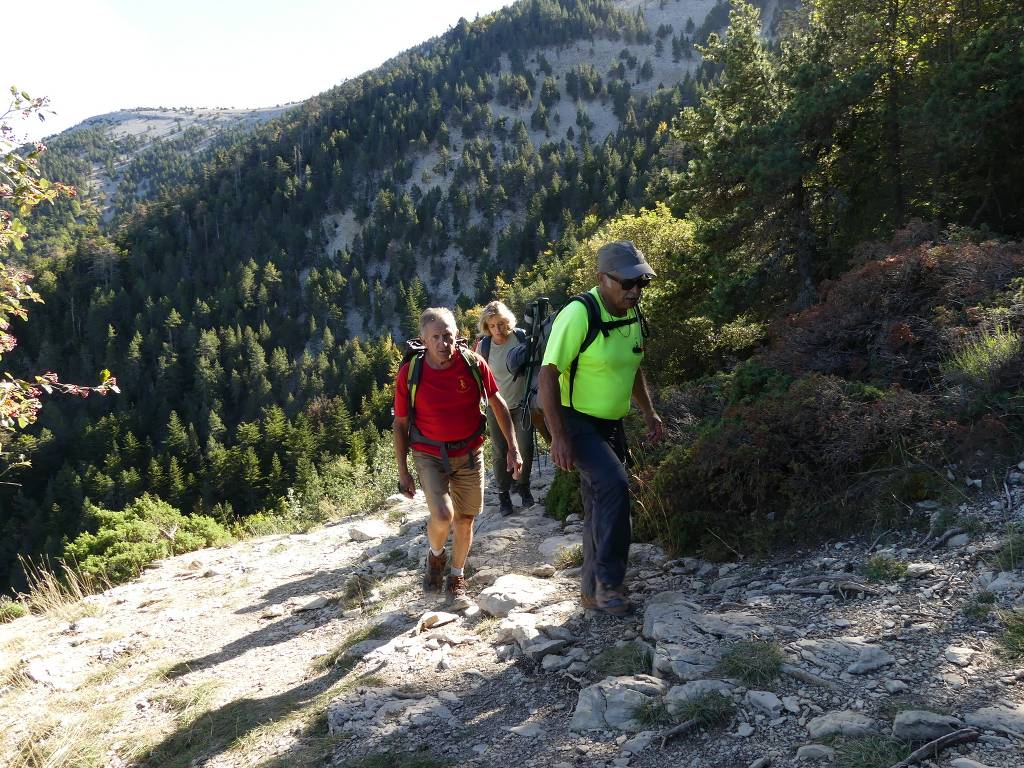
[944,646,976,667]
[652,643,720,681]
[570,675,669,732]
[964,704,1024,734]
[905,563,936,578]
[950,759,993,768]
[477,574,558,617]
[796,744,836,761]
[531,563,556,578]
[538,535,581,565]
[347,519,393,542]
[747,690,783,718]
[622,731,654,754]
[891,710,964,742]
[415,611,459,633]
[806,710,875,739]
[495,612,541,648]
[789,637,894,675]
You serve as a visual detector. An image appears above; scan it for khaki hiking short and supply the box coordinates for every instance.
[412,448,484,520]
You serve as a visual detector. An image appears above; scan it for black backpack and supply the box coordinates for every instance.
[509,292,648,439]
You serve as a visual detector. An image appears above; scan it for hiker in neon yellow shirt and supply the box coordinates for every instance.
[538,241,664,616]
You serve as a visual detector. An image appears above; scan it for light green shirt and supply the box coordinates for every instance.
[541,287,643,420]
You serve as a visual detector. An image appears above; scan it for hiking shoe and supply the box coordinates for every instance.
[580,592,598,610]
[595,582,631,616]
[519,487,536,507]
[446,574,472,610]
[424,550,447,593]
[498,491,514,517]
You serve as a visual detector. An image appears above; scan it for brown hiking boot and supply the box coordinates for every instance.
[446,573,472,610]
[580,592,598,609]
[595,582,631,616]
[424,550,447,593]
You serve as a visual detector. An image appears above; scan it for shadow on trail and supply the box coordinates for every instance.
[163,519,422,679]
[139,620,408,768]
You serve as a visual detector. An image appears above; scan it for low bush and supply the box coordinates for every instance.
[650,374,939,558]
[64,494,233,584]
[546,468,583,521]
[999,609,1024,659]
[863,555,908,583]
[591,641,653,677]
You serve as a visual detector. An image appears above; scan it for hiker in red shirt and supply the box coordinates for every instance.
[394,307,522,607]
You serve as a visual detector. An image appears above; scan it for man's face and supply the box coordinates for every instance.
[486,317,511,344]
[421,319,457,364]
[599,272,650,314]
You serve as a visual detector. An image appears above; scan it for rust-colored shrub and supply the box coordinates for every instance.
[651,374,943,558]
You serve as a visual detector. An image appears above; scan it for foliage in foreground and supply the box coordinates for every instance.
[714,640,783,686]
[63,494,232,584]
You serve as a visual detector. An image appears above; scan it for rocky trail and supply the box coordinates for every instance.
[2,456,1024,768]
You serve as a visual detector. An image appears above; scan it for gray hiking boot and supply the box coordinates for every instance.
[595,581,631,616]
[518,486,535,507]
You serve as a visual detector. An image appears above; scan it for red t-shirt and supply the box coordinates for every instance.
[394,351,498,457]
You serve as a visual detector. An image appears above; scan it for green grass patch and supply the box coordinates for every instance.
[963,590,996,621]
[674,691,735,728]
[994,531,1024,571]
[632,698,673,727]
[0,597,27,623]
[590,641,652,677]
[942,325,1022,391]
[554,543,584,570]
[833,735,911,768]
[714,640,783,686]
[310,622,388,674]
[863,554,908,583]
[998,609,1024,659]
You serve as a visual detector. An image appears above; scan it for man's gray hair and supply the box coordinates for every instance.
[478,300,517,336]
[419,307,457,335]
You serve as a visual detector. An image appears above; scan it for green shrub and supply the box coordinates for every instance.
[863,555,908,583]
[834,735,911,768]
[64,494,233,584]
[673,691,735,728]
[546,468,583,521]
[963,591,995,621]
[554,543,584,570]
[0,597,27,623]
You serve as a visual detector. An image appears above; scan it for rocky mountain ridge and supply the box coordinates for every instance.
[2,454,1022,767]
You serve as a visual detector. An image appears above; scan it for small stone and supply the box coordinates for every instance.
[737,722,755,737]
[892,710,963,742]
[621,732,654,754]
[944,646,976,667]
[947,533,970,548]
[749,759,771,768]
[782,696,802,714]
[950,760,992,768]
[295,596,329,611]
[531,563,556,578]
[806,710,875,739]
[507,723,543,738]
[905,563,936,578]
[883,679,908,694]
[260,604,286,618]
[797,744,835,761]
[747,691,783,718]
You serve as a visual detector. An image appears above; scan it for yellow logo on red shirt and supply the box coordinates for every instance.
[457,377,470,393]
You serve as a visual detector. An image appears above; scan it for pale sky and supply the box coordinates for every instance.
[4,0,514,142]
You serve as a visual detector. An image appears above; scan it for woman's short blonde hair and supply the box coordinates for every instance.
[419,307,457,335]
[478,300,516,336]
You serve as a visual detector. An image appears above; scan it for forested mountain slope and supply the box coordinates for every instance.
[1,0,745,590]
[3,0,1022,602]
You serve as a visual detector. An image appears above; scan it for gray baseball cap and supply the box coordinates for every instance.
[597,240,656,280]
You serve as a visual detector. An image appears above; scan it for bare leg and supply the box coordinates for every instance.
[450,514,474,569]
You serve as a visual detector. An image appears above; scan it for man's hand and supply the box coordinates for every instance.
[643,410,665,444]
[549,432,574,472]
[507,447,523,481]
[398,468,416,498]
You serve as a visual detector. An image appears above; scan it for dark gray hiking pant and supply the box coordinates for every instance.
[564,409,630,601]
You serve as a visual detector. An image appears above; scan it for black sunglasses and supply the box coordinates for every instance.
[606,273,652,291]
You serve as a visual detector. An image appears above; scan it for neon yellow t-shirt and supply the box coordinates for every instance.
[541,287,644,420]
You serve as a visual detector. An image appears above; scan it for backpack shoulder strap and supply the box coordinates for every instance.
[575,292,603,356]
[458,346,488,409]
[513,327,527,344]
[479,335,491,361]
[406,352,425,415]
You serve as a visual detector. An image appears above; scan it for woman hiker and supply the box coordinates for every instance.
[475,300,535,516]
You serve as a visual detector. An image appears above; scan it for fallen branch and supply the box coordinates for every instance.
[929,526,966,551]
[779,663,839,690]
[886,727,979,767]
[835,581,881,596]
[660,717,701,748]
